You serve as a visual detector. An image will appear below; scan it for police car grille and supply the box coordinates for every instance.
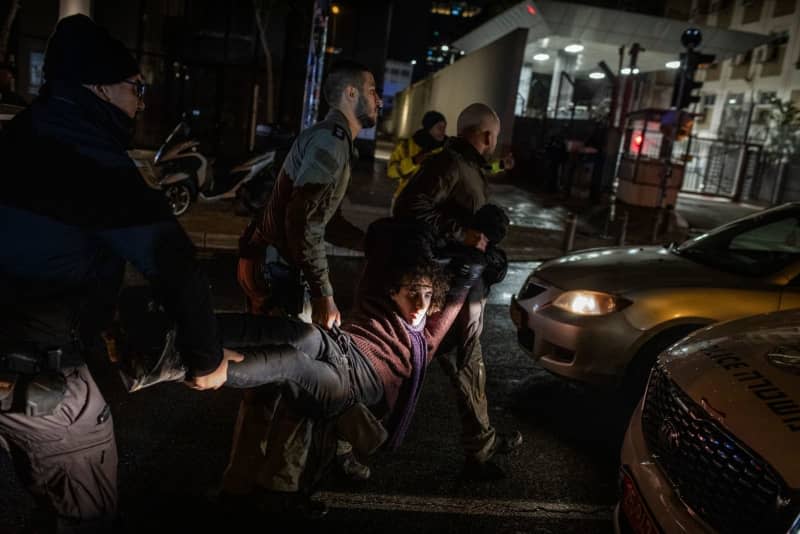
[641,365,785,534]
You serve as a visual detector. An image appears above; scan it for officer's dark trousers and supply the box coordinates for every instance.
[0,365,117,532]
[437,277,497,462]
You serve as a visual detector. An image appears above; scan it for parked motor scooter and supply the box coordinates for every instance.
[139,122,290,217]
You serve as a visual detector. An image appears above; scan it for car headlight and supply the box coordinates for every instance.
[551,290,629,316]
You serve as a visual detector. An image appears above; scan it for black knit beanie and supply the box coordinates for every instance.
[43,14,139,86]
[422,110,446,131]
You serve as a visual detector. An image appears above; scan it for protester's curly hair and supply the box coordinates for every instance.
[385,257,449,315]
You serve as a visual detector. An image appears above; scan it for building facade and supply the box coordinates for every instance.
[688,0,800,142]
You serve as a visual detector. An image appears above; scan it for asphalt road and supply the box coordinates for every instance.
[0,255,627,533]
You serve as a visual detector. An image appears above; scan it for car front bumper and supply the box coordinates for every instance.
[616,401,714,534]
[511,279,642,386]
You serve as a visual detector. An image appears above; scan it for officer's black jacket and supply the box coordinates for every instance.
[0,82,222,377]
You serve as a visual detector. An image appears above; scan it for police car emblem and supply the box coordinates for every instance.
[658,418,681,453]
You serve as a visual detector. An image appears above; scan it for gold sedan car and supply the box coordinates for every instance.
[510,202,800,394]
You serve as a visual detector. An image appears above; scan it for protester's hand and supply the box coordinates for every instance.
[502,152,515,171]
[312,296,341,329]
[463,229,488,252]
[185,349,244,391]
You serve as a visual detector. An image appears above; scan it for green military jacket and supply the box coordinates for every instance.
[255,109,358,298]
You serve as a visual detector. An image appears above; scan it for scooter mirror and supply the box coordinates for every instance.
[154,122,187,164]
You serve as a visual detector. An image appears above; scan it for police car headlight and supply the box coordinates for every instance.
[552,290,629,316]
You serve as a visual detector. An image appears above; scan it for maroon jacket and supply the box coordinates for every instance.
[342,274,468,416]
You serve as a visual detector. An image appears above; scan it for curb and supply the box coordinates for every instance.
[183,200,608,262]
[186,229,581,262]
[186,231,366,257]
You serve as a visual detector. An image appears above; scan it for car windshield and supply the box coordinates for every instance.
[675,205,800,276]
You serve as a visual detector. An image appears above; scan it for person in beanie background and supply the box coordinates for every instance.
[387,110,447,205]
[0,14,241,532]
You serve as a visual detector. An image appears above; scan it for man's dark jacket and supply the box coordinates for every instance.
[0,82,222,376]
[393,137,490,245]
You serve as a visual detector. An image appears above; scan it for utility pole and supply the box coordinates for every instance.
[731,82,756,202]
[618,43,643,129]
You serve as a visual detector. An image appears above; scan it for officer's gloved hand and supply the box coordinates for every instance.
[483,245,508,286]
[439,244,486,291]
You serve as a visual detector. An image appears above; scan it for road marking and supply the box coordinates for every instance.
[318,491,614,521]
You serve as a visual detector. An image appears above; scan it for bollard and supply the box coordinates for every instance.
[617,211,628,246]
[562,212,578,253]
[601,198,617,239]
[650,207,665,244]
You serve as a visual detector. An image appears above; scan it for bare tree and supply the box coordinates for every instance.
[766,99,800,162]
[0,0,22,65]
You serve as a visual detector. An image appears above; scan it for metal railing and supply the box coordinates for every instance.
[680,136,752,197]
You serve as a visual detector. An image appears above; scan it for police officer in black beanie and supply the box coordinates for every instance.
[0,14,241,532]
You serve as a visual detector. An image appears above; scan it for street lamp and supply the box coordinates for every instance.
[329,3,341,55]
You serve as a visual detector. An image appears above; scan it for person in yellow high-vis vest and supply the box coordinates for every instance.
[387,111,447,205]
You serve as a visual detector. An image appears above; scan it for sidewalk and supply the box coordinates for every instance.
[178,158,766,262]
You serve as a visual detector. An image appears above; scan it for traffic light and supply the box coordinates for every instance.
[670,49,716,110]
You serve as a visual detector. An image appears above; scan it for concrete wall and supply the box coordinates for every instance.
[390,28,528,149]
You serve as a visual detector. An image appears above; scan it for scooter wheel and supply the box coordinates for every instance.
[165,182,194,216]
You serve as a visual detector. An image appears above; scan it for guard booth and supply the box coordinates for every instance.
[616,108,691,208]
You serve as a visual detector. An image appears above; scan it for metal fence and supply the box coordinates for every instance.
[746,157,800,205]
[679,135,800,205]
[680,137,749,197]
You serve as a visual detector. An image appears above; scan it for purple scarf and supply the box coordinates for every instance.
[386,317,428,450]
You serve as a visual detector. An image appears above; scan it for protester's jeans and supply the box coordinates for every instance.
[219,314,383,418]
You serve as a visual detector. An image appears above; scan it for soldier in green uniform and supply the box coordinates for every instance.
[228,60,381,516]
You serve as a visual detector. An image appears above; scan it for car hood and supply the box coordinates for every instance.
[662,309,800,490]
[534,246,749,293]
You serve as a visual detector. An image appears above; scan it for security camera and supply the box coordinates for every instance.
[681,28,702,49]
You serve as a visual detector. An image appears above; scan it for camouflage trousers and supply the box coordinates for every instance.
[437,277,497,463]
